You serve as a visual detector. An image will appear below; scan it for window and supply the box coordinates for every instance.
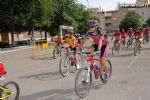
[105,23,112,27]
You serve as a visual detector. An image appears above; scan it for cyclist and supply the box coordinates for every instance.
[143,26,149,43]
[64,30,80,69]
[56,34,62,46]
[134,28,143,48]
[81,20,109,78]
[121,29,127,47]
[112,29,122,48]
[127,28,134,38]
[127,28,134,47]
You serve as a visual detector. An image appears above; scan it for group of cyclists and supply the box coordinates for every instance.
[55,20,110,77]
[55,19,150,77]
[112,26,150,49]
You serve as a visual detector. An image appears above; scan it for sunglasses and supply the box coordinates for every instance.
[90,26,95,28]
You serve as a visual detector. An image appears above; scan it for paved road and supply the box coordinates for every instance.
[0,43,150,100]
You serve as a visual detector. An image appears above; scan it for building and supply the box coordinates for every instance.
[88,0,150,31]
[117,2,150,26]
[88,7,101,13]
[104,10,119,31]
[88,7,102,28]
[137,0,150,4]
[90,0,150,31]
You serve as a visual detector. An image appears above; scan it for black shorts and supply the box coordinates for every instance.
[90,44,107,57]
[92,44,98,51]
[100,45,107,58]
[70,47,77,51]
[70,47,77,55]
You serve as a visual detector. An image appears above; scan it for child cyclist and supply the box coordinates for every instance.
[64,29,80,69]
[80,20,109,78]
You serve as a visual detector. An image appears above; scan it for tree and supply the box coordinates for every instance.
[146,17,150,27]
[0,0,98,37]
[120,12,142,31]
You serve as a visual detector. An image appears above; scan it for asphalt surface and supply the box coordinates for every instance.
[0,42,150,100]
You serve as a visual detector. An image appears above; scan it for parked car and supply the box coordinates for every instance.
[0,42,10,48]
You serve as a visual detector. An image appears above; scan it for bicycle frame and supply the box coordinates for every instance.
[0,86,15,99]
[87,56,101,77]
[82,53,104,78]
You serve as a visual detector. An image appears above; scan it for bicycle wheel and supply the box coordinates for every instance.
[126,40,130,49]
[134,41,138,56]
[60,47,66,57]
[138,41,141,54]
[127,39,133,49]
[75,68,92,98]
[112,45,119,56]
[59,57,70,77]
[2,81,20,100]
[53,47,59,59]
[106,60,112,78]
[100,64,108,84]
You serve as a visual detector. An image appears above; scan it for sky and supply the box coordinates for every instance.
[78,0,136,11]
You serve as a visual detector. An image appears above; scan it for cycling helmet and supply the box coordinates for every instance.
[88,20,98,28]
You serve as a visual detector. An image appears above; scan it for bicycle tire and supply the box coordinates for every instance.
[127,39,133,49]
[126,40,130,49]
[75,68,92,98]
[106,60,112,78]
[53,47,57,59]
[112,45,119,56]
[100,60,112,84]
[138,42,141,54]
[59,57,70,77]
[134,41,138,56]
[53,46,61,59]
[112,47,115,56]
[3,81,20,100]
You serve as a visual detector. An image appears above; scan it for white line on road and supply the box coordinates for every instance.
[127,51,143,68]
[127,55,139,68]
[0,47,31,54]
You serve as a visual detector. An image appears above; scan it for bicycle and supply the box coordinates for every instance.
[112,40,120,56]
[143,35,149,44]
[134,37,141,56]
[0,75,20,100]
[59,44,81,77]
[121,37,126,48]
[53,43,65,59]
[126,37,134,49]
[75,51,112,98]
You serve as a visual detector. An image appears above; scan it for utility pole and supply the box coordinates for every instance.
[87,0,90,8]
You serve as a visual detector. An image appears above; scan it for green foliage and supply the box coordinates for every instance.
[0,0,98,35]
[120,12,142,31]
[146,17,150,27]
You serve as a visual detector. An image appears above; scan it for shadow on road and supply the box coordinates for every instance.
[20,82,102,100]
[108,53,134,58]
[30,56,56,61]
[142,47,150,51]
[19,71,62,81]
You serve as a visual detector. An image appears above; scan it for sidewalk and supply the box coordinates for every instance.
[0,46,31,54]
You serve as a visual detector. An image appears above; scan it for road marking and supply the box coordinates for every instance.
[0,47,31,54]
[127,56,139,68]
[127,51,144,68]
